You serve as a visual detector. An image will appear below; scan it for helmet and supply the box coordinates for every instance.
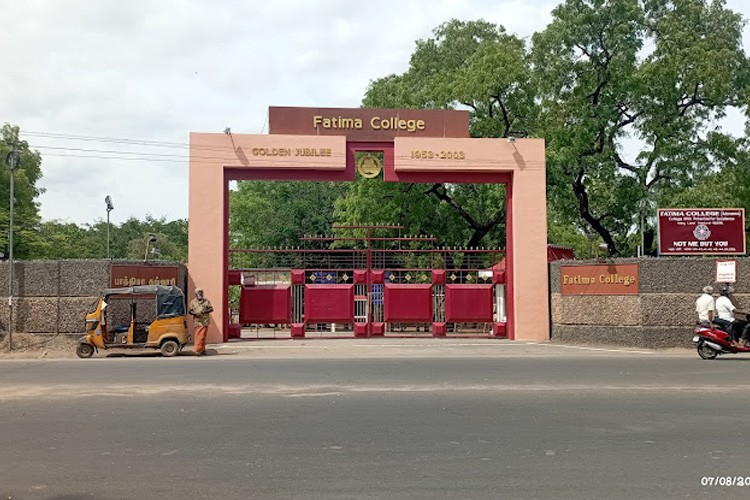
[720,284,735,296]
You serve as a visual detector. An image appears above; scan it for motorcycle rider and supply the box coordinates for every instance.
[713,284,750,347]
[695,285,715,328]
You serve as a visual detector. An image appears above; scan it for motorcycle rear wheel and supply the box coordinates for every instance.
[697,341,719,360]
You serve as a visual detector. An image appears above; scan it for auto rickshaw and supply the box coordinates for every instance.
[77,285,189,358]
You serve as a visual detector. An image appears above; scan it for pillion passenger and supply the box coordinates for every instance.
[695,285,715,328]
[713,284,750,347]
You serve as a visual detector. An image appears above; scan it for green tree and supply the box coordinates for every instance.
[532,0,749,255]
[119,216,188,262]
[665,144,750,211]
[34,216,188,262]
[356,20,529,251]
[37,221,101,259]
[334,176,506,268]
[229,181,347,267]
[127,231,184,262]
[0,124,46,259]
[363,19,534,135]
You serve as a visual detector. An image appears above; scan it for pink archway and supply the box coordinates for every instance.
[188,107,548,343]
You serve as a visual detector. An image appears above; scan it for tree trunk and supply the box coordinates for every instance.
[572,169,618,256]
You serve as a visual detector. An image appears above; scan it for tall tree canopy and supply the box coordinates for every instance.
[229,181,347,266]
[351,1,750,256]
[231,3,750,256]
[533,0,750,255]
[348,20,527,250]
[363,19,534,136]
[0,124,45,259]
[37,216,188,262]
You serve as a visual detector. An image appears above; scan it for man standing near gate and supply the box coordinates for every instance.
[189,288,213,356]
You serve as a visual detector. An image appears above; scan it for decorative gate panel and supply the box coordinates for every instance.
[240,285,291,324]
[304,284,355,323]
[383,284,432,322]
[444,284,493,322]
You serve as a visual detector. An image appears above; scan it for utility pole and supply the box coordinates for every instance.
[5,147,20,351]
[638,198,646,257]
[105,196,114,259]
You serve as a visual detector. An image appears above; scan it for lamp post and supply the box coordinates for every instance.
[5,148,19,351]
[144,234,157,262]
[105,195,114,259]
[637,198,645,257]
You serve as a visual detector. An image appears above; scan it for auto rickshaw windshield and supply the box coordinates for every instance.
[102,285,186,319]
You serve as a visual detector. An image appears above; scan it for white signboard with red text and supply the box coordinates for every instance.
[716,260,737,283]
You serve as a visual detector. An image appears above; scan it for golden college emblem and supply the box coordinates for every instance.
[356,154,383,179]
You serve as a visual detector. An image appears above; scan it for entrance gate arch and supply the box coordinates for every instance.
[188,106,548,343]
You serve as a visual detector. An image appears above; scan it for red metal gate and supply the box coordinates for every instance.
[230,225,506,338]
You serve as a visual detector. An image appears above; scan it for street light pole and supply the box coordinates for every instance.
[105,196,114,259]
[638,198,645,258]
[5,148,19,351]
[640,211,645,257]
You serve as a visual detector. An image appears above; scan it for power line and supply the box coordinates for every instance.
[37,151,355,165]
[29,143,350,164]
[20,130,242,155]
[22,129,291,155]
[39,152,187,163]
[21,130,190,148]
[31,144,191,158]
[19,129,543,168]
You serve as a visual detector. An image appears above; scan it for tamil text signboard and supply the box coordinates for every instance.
[110,264,180,288]
[560,264,639,295]
[658,208,746,255]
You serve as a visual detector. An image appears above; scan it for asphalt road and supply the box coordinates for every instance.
[2,340,750,499]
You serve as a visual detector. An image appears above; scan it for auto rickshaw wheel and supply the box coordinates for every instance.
[76,343,95,359]
[160,340,179,357]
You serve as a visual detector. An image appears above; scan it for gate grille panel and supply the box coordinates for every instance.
[292,284,304,324]
[354,284,368,323]
[371,284,384,323]
[433,284,445,323]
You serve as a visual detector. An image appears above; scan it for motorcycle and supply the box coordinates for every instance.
[693,323,750,360]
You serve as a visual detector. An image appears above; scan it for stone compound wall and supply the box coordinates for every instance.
[0,260,187,336]
[3,256,738,346]
[550,257,750,347]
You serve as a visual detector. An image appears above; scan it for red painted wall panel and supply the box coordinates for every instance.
[384,284,432,322]
[240,285,291,324]
[445,285,493,322]
[304,285,354,322]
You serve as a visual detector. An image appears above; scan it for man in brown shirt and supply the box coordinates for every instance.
[189,288,213,356]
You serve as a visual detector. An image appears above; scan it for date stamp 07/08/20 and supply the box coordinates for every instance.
[701,476,750,486]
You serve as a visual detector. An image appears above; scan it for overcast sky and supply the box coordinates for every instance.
[1,0,749,226]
